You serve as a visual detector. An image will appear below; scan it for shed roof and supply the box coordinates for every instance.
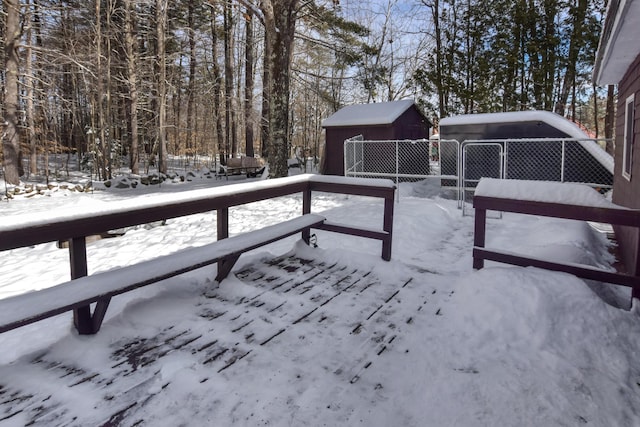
[440,111,588,139]
[594,0,640,84]
[322,99,423,128]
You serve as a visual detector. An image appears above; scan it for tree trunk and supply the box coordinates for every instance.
[156,0,168,173]
[244,8,255,157]
[26,1,38,176]
[554,0,587,116]
[187,0,196,154]
[210,8,226,165]
[3,0,23,185]
[95,0,108,180]
[105,0,114,179]
[261,28,271,159]
[125,0,139,174]
[261,0,299,178]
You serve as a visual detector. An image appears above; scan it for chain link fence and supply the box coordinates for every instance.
[344,136,613,210]
[344,136,460,199]
[458,138,613,213]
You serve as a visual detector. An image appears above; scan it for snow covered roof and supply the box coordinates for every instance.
[594,0,640,84]
[322,99,421,128]
[440,111,588,139]
[439,111,614,174]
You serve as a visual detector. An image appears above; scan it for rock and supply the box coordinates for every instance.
[115,179,131,189]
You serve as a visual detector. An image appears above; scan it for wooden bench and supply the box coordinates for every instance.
[217,165,263,180]
[0,214,326,335]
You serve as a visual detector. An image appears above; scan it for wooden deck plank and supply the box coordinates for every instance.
[0,254,447,426]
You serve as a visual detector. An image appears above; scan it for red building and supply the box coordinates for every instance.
[594,0,640,276]
[321,100,432,176]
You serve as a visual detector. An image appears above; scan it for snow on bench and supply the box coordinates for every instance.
[0,214,326,335]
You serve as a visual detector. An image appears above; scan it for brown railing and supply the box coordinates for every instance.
[1,174,394,258]
[473,195,640,302]
[0,174,395,333]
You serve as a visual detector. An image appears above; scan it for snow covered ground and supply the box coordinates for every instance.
[1,173,639,426]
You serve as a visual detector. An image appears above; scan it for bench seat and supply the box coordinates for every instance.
[0,213,326,334]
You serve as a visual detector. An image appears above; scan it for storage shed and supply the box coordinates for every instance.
[439,110,613,186]
[321,100,432,175]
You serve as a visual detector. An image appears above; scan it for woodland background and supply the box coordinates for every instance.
[0,0,613,184]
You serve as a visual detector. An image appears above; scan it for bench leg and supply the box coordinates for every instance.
[216,254,241,282]
[74,306,95,335]
[73,298,112,335]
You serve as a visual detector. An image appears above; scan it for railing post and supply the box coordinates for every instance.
[473,206,487,269]
[217,207,229,240]
[217,207,229,274]
[69,237,93,334]
[382,189,395,261]
[302,185,312,244]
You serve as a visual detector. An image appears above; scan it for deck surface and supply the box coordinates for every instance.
[0,253,451,426]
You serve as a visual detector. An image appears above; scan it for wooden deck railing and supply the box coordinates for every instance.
[0,174,395,333]
[1,174,394,258]
[473,192,640,302]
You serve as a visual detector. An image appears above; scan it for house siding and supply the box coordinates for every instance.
[612,53,640,275]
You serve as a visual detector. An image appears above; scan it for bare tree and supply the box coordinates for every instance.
[224,0,235,158]
[156,0,168,173]
[25,0,38,176]
[244,7,255,157]
[261,0,299,177]
[125,0,140,174]
[2,0,23,185]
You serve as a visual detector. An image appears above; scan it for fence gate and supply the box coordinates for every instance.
[343,137,460,199]
[460,138,613,214]
[460,142,504,214]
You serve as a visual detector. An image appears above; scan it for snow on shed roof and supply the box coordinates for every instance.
[322,99,418,128]
[439,111,614,174]
[594,0,640,84]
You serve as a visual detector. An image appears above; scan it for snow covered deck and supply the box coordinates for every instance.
[0,250,445,426]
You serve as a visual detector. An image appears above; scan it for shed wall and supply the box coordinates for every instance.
[324,125,394,175]
[322,106,431,176]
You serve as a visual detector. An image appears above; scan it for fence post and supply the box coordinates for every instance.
[502,141,508,179]
[395,141,399,188]
[561,140,566,182]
